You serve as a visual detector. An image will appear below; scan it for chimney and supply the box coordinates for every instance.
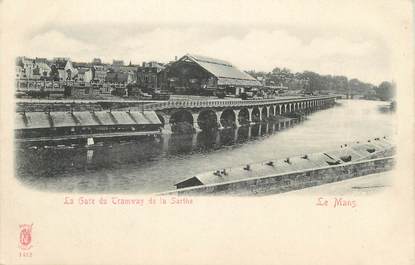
[175,56,178,61]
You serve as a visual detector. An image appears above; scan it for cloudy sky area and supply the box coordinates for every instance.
[7,0,403,85]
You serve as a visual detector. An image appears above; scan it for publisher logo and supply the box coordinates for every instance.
[19,224,33,250]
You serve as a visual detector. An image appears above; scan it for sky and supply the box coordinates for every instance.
[3,0,409,85]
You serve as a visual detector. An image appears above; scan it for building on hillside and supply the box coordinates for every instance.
[73,62,93,68]
[105,71,132,84]
[164,54,262,96]
[105,71,133,96]
[50,58,77,81]
[33,58,51,79]
[16,57,52,80]
[110,61,138,80]
[256,76,267,86]
[112,60,124,66]
[75,68,93,83]
[92,58,102,64]
[137,61,166,93]
[92,65,107,84]
[70,83,101,98]
[16,65,25,79]
[16,57,36,79]
[119,65,138,83]
[111,60,124,71]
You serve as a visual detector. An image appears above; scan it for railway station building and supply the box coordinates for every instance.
[164,54,262,97]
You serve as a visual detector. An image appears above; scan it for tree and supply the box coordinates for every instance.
[374,81,395,101]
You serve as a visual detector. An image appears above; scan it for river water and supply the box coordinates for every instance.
[16,100,396,193]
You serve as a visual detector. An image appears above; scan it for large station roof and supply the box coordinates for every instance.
[178,54,262,87]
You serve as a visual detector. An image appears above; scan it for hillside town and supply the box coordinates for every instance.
[15,54,395,101]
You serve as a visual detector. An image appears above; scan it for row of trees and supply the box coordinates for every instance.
[246,67,395,101]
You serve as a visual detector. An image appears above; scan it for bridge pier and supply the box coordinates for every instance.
[162,133,170,152]
[248,108,254,124]
[159,113,172,133]
[191,113,201,132]
[258,106,263,121]
[86,149,94,163]
[215,132,221,145]
[192,133,198,148]
[234,109,241,127]
[266,106,270,119]
[234,109,241,128]
[215,111,223,129]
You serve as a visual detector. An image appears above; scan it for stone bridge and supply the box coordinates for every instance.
[143,96,337,132]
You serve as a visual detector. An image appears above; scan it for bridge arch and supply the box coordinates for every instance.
[169,109,194,133]
[197,109,218,131]
[251,107,261,122]
[237,108,250,126]
[220,108,236,128]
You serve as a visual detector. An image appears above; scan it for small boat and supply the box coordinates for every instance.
[340,155,352,162]
[265,161,274,166]
[326,160,341,165]
[366,148,376,153]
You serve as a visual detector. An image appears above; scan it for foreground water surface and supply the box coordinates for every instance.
[16,100,396,193]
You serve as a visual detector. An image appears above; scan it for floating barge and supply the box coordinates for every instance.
[163,137,395,196]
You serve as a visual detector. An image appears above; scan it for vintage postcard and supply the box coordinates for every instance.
[0,0,414,264]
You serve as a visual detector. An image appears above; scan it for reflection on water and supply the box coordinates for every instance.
[16,100,395,193]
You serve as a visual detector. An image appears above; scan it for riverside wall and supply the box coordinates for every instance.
[162,156,395,196]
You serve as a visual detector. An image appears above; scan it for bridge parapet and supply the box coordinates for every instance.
[143,96,336,111]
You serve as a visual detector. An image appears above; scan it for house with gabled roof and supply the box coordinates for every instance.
[75,68,93,83]
[50,58,77,81]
